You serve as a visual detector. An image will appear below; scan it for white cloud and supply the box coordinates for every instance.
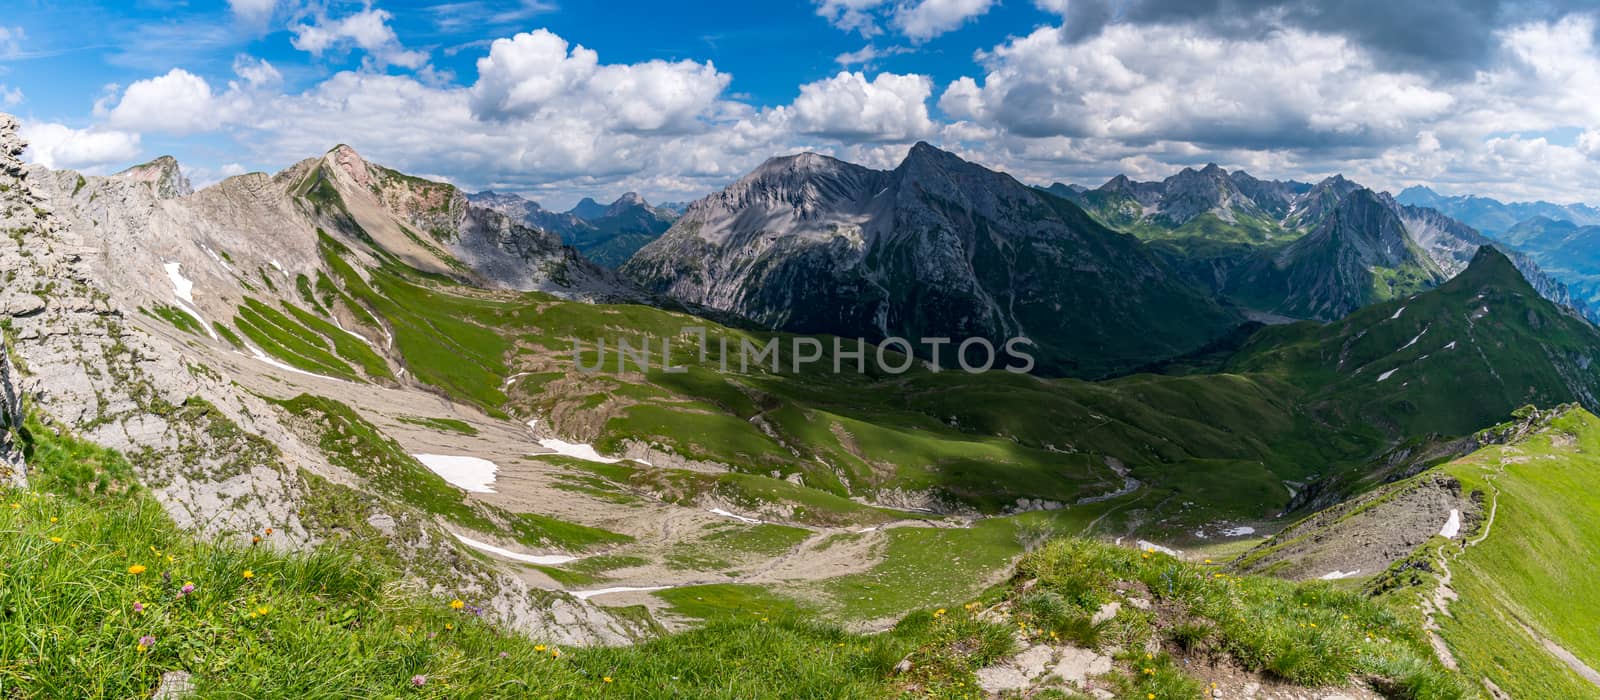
[469,29,731,133]
[893,0,994,42]
[1,84,20,106]
[290,8,427,69]
[788,71,936,141]
[105,69,221,133]
[834,44,912,66]
[19,121,142,170]
[0,26,22,59]
[945,24,1454,148]
[228,0,277,26]
[815,0,892,37]
[1579,129,1600,159]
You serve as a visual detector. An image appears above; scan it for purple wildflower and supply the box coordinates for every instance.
[411,675,427,687]
[137,635,156,652]
[132,601,145,614]
[179,582,195,597]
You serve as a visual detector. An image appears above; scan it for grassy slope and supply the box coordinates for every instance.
[1,474,1470,698]
[1430,409,1600,697]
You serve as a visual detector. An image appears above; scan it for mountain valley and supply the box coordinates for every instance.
[4,109,1600,698]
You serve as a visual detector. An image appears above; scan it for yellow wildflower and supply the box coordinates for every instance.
[450,599,465,610]
[127,564,147,575]
[603,677,613,683]
[535,644,547,652]
[242,570,254,579]
[49,536,63,543]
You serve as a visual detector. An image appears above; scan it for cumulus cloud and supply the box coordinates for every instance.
[893,0,994,42]
[815,0,891,37]
[788,71,936,141]
[944,24,1454,150]
[290,8,427,69]
[20,122,142,170]
[815,0,989,41]
[468,30,731,133]
[105,69,222,133]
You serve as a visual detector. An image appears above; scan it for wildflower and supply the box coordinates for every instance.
[411,675,427,687]
[444,623,454,630]
[1204,559,1212,564]
[450,599,465,610]
[265,528,273,535]
[50,516,58,523]
[149,546,160,555]
[137,635,155,652]
[1143,668,1155,675]
[499,652,509,659]
[1148,695,1155,700]
[180,582,195,597]
[551,649,561,658]
[933,608,946,618]
[242,570,254,579]
[49,536,63,543]
[257,606,271,616]
[128,564,147,575]
[535,644,547,652]
[7,503,17,509]
[133,601,145,614]
[603,677,614,683]
[252,536,261,544]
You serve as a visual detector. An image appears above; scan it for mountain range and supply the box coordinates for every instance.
[5,107,1600,697]
[622,143,1240,379]
[471,190,678,268]
[1396,184,1600,235]
[1046,165,1590,323]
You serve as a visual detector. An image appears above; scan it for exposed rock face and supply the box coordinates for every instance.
[1228,189,1446,320]
[116,155,193,199]
[624,143,1238,378]
[0,113,642,646]
[1,341,23,489]
[1397,204,1586,319]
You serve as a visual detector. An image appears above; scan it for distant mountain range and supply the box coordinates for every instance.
[469,191,678,268]
[1043,167,1589,323]
[1395,185,1600,235]
[620,146,1594,378]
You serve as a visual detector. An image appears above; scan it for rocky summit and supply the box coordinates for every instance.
[624,143,1240,378]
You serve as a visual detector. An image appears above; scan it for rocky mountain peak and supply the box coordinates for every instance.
[322,144,376,189]
[115,155,193,199]
[603,192,650,218]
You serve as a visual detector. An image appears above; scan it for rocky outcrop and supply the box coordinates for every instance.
[0,112,644,647]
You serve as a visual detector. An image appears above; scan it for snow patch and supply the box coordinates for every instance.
[451,531,574,565]
[412,454,498,493]
[1400,325,1428,350]
[164,262,195,303]
[709,508,763,524]
[1444,341,1457,350]
[1439,508,1461,538]
[571,586,671,601]
[1390,306,1406,320]
[245,343,347,383]
[1377,368,1398,382]
[1319,569,1362,580]
[270,259,284,272]
[536,438,649,466]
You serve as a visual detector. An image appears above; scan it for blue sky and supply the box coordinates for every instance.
[4,0,1600,209]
